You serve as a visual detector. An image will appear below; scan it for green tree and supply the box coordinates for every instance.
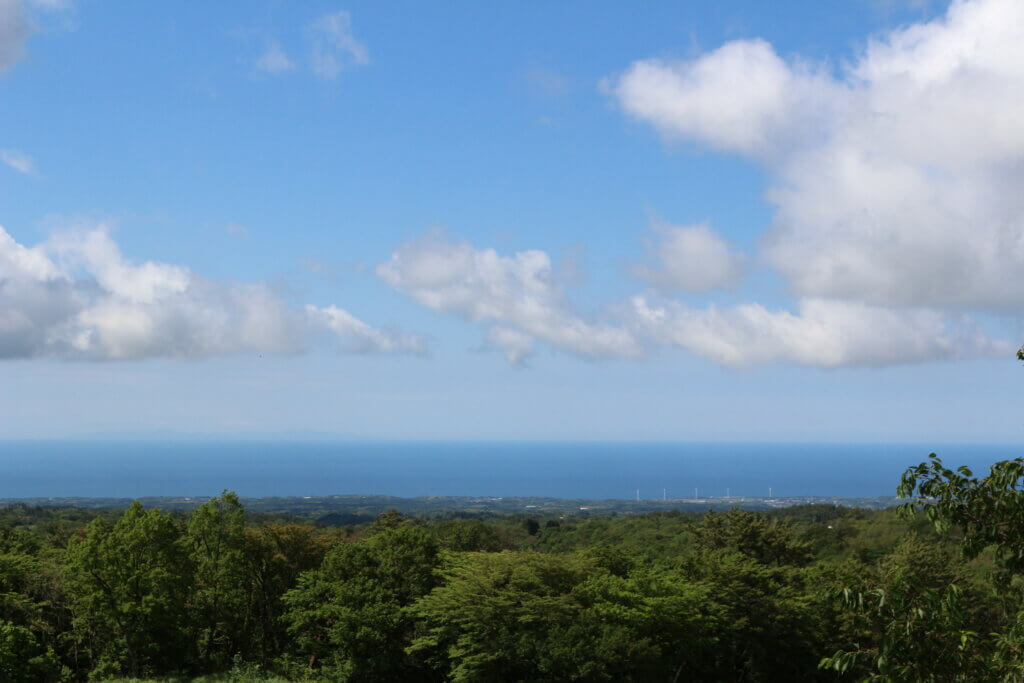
[894,454,1024,677]
[433,519,501,552]
[681,549,827,681]
[0,619,60,683]
[899,454,1024,586]
[187,491,249,671]
[283,524,441,680]
[696,508,812,566]
[819,538,990,681]
[240,522,330,665]
[65,501,193,679]
[409,551,717,682]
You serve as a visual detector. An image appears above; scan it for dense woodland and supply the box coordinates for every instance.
[1,455,1024,681]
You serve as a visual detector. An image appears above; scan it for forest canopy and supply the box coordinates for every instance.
[2,464,1024,681]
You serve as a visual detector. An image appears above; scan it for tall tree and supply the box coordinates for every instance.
[283,521,441,681]
[187,491,248,670]
[65,501,193,679]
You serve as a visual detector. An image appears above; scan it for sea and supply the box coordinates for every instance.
[0,441,1019,500]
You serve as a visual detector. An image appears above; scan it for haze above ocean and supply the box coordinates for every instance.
[1,441,1020,500]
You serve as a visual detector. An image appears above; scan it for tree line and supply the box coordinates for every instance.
[2,457,1024,681]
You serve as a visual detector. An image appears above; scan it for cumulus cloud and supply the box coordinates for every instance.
[309,10,368,80]
[608,0,1024,314]
[376,232,1008,368]
[604,39,840,159]
[377,234,642,363]
[633,222,745,292]
[0,0,30,73]
[628,296,1010,368]
[385,0,1023,369]
[0,224,422,360]
[0,149,36,176]
[255,42,294,75]
[377,233,1006,367]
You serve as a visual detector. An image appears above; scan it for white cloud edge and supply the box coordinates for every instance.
[0,223,424,360]
[254,42,294,75]
[0,148,37,176]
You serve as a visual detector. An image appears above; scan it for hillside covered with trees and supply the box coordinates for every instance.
[1,455,1023,681]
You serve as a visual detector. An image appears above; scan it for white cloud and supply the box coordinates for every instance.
[628,296,1010,368]
[380,1,1024,370]
[377,234,642,363]
[485,326,535,364]
[379,232,1008,368]
[306,304,425,355]
[309,10,368,80]
[0,224,422,360]
[0,0,30,73]
[0,148,36,175]
[605,39,840,159]
[633,222,744,292]
[608,0,1024,313]
[255,42,294,75]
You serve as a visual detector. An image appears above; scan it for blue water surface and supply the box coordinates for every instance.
[0,441,1018,500]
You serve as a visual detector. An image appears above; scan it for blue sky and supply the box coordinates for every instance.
[2,0,1023,442]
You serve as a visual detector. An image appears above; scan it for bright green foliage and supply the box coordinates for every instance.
[433,519,501,552]
[534,511,699,560]
[696,508,812,566]
[282,523,441,680]
[5,478,1024,680]
[0,550,46,630]
[0,619,60,682]
[819,538,990,681]
[892,454,1024,678]
[683,550,828,681]
[65,501,193,679]
[409,551,716,682]
[239,523,329,665]
[899,454,1024,586]
[188,491,249,670]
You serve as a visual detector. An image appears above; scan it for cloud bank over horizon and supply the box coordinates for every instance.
[0,224,424,360]
[376,232,1008,368]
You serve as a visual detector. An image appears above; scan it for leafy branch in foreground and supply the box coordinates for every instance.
[898,454,1024,585]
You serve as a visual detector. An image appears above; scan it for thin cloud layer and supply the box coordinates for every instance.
[309,10,368,80]
[0,148,36,175]
[377,234,642,363]
[608,0,1024,312]
[255,42,294,75]
[0,225,422,360]
[306,304,426,355]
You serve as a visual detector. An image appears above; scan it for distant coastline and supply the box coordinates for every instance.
[0,492,902,519]
[0,440,1018,500]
